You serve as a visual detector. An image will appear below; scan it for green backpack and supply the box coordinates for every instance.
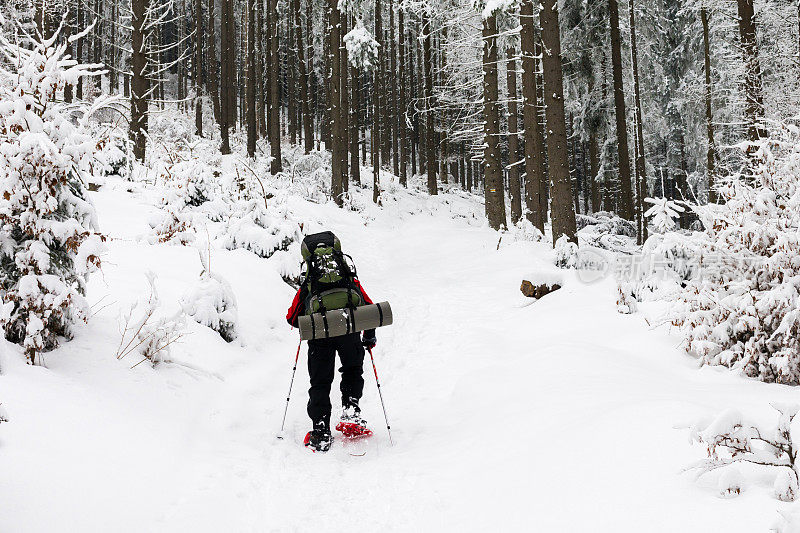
[300,231,362,314]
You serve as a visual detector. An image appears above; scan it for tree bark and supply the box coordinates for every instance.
[398,8,408,186]
[520,0,546,231]
[329,0,345,204]
[701,7,717,203]
[482,13,507,230]
[540,0,577,244]
[737,0,766,142]
[246,0,257,157]
[506,46,522,224]
[268,0,282,172]
[294,0,314,153]
[372,0,384,203]
[130,0,149,161]
[219,0,232,154]
[609,0,634,220]
[389,0,399,177]
[628,0,647,243]
[208,0,221,125]
[422,11,437,195]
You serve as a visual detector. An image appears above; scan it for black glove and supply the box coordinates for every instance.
[362,329,377,349]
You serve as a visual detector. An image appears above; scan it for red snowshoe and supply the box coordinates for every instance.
[335,421,373,439]
[336,407,372,439]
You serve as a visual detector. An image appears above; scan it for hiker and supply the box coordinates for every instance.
[286,231,377,452]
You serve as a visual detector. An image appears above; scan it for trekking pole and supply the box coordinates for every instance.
[368,348,394,446]
[277,341,302,440]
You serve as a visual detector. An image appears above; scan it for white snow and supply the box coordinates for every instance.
[2,171,800,531]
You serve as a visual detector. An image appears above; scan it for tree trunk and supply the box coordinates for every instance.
[701,7,717,203]
[246,0,257,157]
[350,52,361,185]
[372,0,383,203]
[609,0,634,220]
[398,8,408,186]
[130,0,149,161]
[628,0,647,243]
[219,0,232,154]
[520,0,546,231]
[340,14,350,191]
[208,0,221,125]
[506,46,522,224]
[287,14,298,146]
[737,0,766,142]
[268,0,282,172]
[482,13,507,230]
[389,0,399,177]
[329,0,345,204]
[589,133,600,213]
[294,0,314,153]
[540,0,577,244]
[422,11,437,195]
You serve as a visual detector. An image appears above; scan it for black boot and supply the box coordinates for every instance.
[304,425,332,452]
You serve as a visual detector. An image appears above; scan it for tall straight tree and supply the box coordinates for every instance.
[329,0,345,204]
[246,0,256,157]
[195,0,204,136]
[701,6,716,202]
[372,0,384,203]
[207,0,220,125]
[268,0,282,172]
[506,46,522,224]
[397,6,408,186]
[608,0,634,220]
[130,0,149,160]
[628,0,646,243]
[294,0,314,153]
[389,0,399,177]
[737,0,765,142]
[540,0,576,244]
[421,10,437,195]
[219,0,233,154]
[520,0,546,231]
[481,11,506,230]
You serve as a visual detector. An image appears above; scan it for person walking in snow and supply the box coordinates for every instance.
[286,231,377,452]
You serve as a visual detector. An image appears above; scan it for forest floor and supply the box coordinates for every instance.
[1,152,798,531]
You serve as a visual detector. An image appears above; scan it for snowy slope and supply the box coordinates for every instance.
[1,172,798,532]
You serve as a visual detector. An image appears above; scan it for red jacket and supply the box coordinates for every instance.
[286,279,373,327]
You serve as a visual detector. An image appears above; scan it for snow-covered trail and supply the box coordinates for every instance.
[2,183,798,531]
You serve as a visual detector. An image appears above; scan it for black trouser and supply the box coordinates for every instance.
[307,333,365,429]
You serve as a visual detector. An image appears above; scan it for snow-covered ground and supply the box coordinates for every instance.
[1,171,798,532]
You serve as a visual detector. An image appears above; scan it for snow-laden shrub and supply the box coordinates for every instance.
[507,218,544,243]
[616,282,637,314]
[181,249,238,342]
[576,211,637,237]
[92,132,127,180]
[776,468,799,502]
[116,273,185,368]
[671,126,800,383]
[687,404,799,501]
[160,159,214,208]
[147,209,196,245]
[220,201,302,259]
[644,197,685,233]
[554,235,578,269]
[0,27,106,364]
[0,403,8,423]
[718,467,743,498]
[344,25,379,71]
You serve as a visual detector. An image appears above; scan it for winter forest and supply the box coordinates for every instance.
[3,0,800,528]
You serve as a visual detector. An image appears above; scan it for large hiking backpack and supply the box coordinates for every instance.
[300,231,362,314]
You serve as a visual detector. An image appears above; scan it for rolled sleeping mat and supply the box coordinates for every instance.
[298,301,393,341]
